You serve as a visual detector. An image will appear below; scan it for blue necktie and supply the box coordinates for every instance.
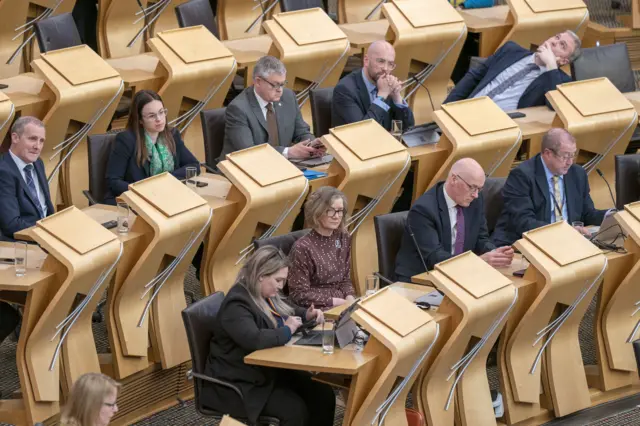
[485,63,539,99]
[24,164,44,219]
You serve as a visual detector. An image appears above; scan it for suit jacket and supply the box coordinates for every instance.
[444,41,572,109]
[0,153,54,241]
[104,128,199,204]
[332,69,415,131]
[395,182,495,280]
[202,283,307,423]
[492,154,607,246]
[217,87,313,162]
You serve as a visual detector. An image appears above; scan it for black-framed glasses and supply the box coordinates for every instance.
[259,76,287,90]
[550,149,577,161]
[454,174,483,194]
[374,57,397,70]
[142,108,168,121]
[326,208,345,218]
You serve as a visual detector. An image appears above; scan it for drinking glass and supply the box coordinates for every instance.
[366,275,379,296]
[322,320,335,354]
[117,202,130,235]
[186,166,198,190]
[391,120,403,141]
[14,241,27,277]
[572,221,584,228]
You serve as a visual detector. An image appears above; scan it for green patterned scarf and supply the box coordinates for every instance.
[144,132,175,176]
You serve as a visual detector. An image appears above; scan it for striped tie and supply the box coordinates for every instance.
[485,63,539,100]
[551,176,563,222]
[24,164,44,219]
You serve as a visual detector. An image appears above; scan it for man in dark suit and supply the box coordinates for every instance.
[395,158,514,282]
[218,56,325,162]
[0,116,53,240]
[445,31,581,111]
[332,40,415,131]
[0,116,52,349]
[492,128,608,246]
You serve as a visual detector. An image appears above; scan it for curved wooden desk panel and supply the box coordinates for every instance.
[383,0,467,125]
[149,0,191,37]
[149,27,238,161]
[25,207,121,404]
[547,79,637,210]
[508,222,606,417]
[0,92,15,143]
[429,97,523,189]
[209,147,308,294]
[218,0,280,40]
[322,120,410,294]
[114,182,211,377]
[502,0,589,50]
[338,0,385,24]
[0,1,30,78]
[415,253,516,426]
[100,0,147,58]
[31,46,124,209]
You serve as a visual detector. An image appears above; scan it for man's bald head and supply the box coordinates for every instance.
[363,40,397,83]
[445,158,486,207]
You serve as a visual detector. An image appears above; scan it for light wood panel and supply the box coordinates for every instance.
[217,0,281,40]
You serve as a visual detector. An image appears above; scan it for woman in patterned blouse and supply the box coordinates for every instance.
[288,186,356,310]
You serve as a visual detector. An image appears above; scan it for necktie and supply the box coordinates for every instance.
[454,206,465,255]
[551,176,563,222]
[485,63,539,99]
[266,103,279,147]
[24,164,44,219]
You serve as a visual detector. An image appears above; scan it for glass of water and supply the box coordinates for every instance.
[14,241,27,277]
[117,202,130,235]
[322,320,335,354]
[391,120,403,142]
[365,275,379,296]
[186,166,198,190]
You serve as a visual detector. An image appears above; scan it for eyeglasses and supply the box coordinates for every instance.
[103,401,118,409]
[374,57,397,70]
[142,108,168,121]
[454,174,483,194]
[326,208,345,218]
[550,149,577,161]
[259,77,287,90]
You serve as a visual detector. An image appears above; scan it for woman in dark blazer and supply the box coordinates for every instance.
[203,246,335,426]
[104,90,199,204]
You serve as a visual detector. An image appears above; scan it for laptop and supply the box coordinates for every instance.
[294,298,361,348]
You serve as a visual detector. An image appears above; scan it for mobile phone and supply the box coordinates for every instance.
[508,112,526,119]
[513,269,526,278]
[0,257,14,265]
[0,84,8,90]
[102,220,117,230]
[196,181,208,188]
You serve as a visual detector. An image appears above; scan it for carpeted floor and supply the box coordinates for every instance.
[2,0,640,425]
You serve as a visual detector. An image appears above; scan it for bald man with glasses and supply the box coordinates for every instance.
[492,128,608,246]
[395,158,513,282]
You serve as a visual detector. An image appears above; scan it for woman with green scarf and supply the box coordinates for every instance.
[105,90,200,204]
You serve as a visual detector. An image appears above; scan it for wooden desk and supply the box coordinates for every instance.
[460,5,513,57]
[106,54,164,91]
[408,143,451,201]
[0,74,50,119]
[223,35,274,82]
[339,20,389,49]
[0,243,51,293]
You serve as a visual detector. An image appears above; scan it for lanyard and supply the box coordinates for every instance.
[267,298,283,319]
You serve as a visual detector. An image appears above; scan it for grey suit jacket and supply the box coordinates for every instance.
[217,86,314,162]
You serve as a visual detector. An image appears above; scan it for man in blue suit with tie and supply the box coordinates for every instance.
[445,31,581,111]
[0,116,53,347]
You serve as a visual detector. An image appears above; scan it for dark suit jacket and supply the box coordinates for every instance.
[217,87,314,162]
[444,41,572,109]
[104,128,199,204]
[0,153,54,241]
[203,283,307,424]
[395,182,495,280]
[492,154,607,246]
[332,69,415,131]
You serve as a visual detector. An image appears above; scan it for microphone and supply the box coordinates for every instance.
[411,74,435,112]
[596,168,616,209]
[405,214,429,275]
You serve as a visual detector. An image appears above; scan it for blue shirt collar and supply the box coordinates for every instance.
[540,156,562,182]
[361,68,377,96]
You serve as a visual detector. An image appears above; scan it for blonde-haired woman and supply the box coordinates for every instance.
[60,373,120,426]
[202,246,335,426]
[288,186,356,310]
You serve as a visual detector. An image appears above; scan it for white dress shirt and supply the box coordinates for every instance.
[9,150,48,217]
[474,55,546,112]
[442,186,458,255]
[254,88,289,158]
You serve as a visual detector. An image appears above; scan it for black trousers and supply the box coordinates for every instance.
[261,370,335,426]
[0,302,19,345]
